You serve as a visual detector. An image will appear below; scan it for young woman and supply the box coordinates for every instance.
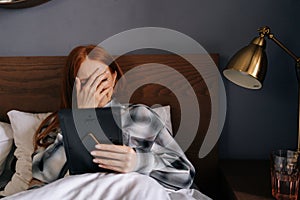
[7,45,200,199]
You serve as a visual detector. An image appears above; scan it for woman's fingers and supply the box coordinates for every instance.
[90,71,110,91]
[91,144,137,173]
[94,144,131,153]
[95,78,110,94]
[84,68,104,89]
[91,150,126,161]
[96,87,111,107]
[93,158,122,168]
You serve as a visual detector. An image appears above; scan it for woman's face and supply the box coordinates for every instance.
[76,56,117,107]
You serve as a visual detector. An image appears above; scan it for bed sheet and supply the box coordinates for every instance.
[2,172,211,200]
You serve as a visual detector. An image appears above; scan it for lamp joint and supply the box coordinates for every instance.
[258,26,270,38]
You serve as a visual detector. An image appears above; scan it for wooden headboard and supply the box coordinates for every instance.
[0,54,219,198]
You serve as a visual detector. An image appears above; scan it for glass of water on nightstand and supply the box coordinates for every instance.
[271,150,300,200]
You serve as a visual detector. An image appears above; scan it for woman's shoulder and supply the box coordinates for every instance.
[121,103,162,125]
[120,103,165,136]
[112,99,154,114]
[112,99,161,123]
[124,103,157,116]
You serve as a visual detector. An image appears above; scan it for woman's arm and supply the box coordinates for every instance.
[134,127,195,190]
[123,105,195,190]
[91,104,195,190]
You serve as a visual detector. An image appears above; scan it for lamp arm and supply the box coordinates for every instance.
[268,34,300,63]
[258,26,300,63]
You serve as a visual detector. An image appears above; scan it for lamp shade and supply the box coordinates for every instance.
[223,36,268,89]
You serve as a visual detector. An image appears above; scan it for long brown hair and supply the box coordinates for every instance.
[34,45,123,149]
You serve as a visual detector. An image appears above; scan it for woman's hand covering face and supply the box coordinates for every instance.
[76,68,114,108]
[75,56,117,109]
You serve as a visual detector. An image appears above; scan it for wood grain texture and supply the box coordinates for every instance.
[0,56,66,121]
[0,53,219,198]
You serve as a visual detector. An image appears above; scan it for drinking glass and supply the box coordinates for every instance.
[271,149,300,200]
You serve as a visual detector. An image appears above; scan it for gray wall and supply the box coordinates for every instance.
[0,0,299,159]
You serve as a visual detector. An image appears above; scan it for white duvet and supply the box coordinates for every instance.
[2,172,211,200]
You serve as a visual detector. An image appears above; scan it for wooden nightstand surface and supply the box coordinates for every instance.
[219,160,274,200]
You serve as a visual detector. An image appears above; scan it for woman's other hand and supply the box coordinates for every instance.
[76,69,112,108]
[91,144,137,173]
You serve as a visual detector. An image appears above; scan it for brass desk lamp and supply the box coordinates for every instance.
[223,26,300,151]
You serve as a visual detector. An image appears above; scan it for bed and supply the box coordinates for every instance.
[0,53,219,199]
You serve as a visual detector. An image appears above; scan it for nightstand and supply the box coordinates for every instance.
[219,159,274,200]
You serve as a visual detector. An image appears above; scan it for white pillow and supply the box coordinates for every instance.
[0,122,13,175]
[0,110,50,197]
[152,105,173,135]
